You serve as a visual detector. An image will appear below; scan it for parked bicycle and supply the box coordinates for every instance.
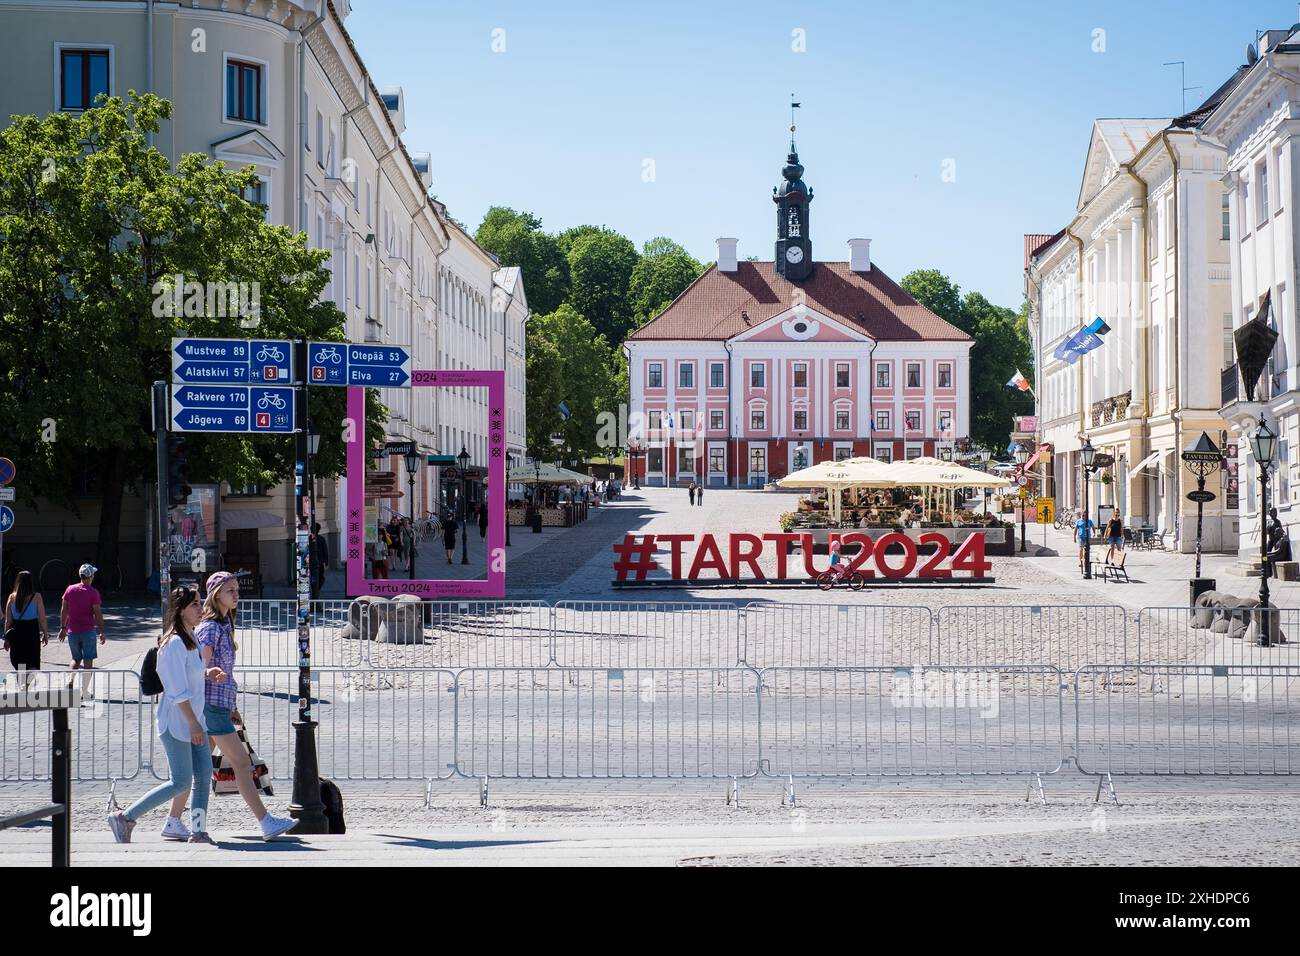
[1054,506,1081,531]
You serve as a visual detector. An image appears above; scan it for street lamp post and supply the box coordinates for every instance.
[1250,416,1277,643]
[1081,438,1096,579]
[1014,443,1030,552]
[458,446,471,565]
[403,448,419,581]
[979,448,991,515]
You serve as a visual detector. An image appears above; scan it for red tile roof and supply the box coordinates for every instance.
[1024,232,1061,270]
[627,261,971,343]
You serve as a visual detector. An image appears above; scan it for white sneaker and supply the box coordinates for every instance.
[259,814,298,840]
[161,816,191,841]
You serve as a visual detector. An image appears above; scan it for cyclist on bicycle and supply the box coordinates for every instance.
[827,538,845,580]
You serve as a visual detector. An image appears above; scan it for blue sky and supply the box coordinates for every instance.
[347,0,1291,310]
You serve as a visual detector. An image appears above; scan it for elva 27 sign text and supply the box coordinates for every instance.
[612,531,994,586]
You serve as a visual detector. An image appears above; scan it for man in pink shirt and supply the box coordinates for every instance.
[59,563,106,702]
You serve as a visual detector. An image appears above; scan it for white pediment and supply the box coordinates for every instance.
[212,129,285,170]
[729,305,872,345]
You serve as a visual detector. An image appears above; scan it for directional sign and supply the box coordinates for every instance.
[0,506,13,533]
[385,441,416,457]
[173,338,293,385]
[170,385,295,433]
[0,457,14,486]
[1187,490,1217,503]
[307,342,411,388]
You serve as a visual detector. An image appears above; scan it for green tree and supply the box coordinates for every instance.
[962,291,1035,452]
[474,206,569,314]
[565,228,639,343]
[900,269,971,336]
[526,304,617,463]
[628,237,704,327]
[0,92,383,572]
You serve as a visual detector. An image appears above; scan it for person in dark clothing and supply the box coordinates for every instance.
[308,523,330,598]
[696,484,704,506]
[443,513,458,564]
[688,483,696,506]
[478,502,488,539]
[1266,507,1291,577]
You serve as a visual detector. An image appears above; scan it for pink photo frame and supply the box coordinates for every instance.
[345,370,506,598]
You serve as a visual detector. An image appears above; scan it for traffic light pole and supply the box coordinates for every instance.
[152,382,170,622]
[289,341,328,833]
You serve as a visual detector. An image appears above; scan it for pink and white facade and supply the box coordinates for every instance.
[626,246,973,487]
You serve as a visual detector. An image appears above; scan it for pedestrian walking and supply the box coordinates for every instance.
[308,522,330,599]
[58,564,105,702]
[443,513,459,563]
[688,483,696,506]
[108,586,213,844]
[1105,512,1124,563]
[696,483,704,506]
[367,539,388,579]
[194,572,297,840]
[478,501,488,540]
[1075,513,1095,569]
[402,517,417,573]
[4,571,49,689]
[386,516,403,567]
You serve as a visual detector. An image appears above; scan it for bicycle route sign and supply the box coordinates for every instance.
[169,384,296,433]
[171,337,294,384]
[307,342,411,387]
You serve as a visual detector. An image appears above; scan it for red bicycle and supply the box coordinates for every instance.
[815,565,867,591]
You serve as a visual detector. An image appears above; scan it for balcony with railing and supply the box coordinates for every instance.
[1089,390,1132,428]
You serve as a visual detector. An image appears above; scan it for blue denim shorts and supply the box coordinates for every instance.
[67,631,98,661]
[203,704,237,736]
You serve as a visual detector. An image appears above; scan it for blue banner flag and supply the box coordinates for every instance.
[558,401,571,420]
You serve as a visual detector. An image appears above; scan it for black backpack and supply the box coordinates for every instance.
[140,646,164,696]
[320,778,346,834]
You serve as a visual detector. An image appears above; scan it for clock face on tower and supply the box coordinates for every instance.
[785,246,804,264]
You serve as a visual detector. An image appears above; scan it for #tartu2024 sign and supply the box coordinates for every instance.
[612,531,994,585]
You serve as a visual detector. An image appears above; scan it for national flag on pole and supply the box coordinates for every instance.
[558,401,571,420]
[1007,369,1032,392]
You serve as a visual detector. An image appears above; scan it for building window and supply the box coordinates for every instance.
[1257,161,1270,225]
[1150,204,1162,252]
[678,363,694,388]
[60,48,110,111]
[750,364,766,388]
[906,363,921,388]
[905,445,923,461]
[679,409,694,431]
[938,410,952,434]
[834,446,852,462]
[836,363,850,388]
[1222,192,1231,241]
[905,410,921,431]
[1223,312,1234,370]
[835,409,850,430]
[709,363,725,388]
[709,447,725,474]
[750,409,765,430]
[647,448,663,474]
[793,409,808,431]
[677,447,694,474]
[647,410,662,431]
[225,58,263,123]
[875,410,890,432]
[647,363,663,388]
[710,410,724,430]
[937,363,952,388]
[876,364,890,388]
[239,177,266,209]
[750,447,767,475]
[793,363,808,387]
[874,444,893,463]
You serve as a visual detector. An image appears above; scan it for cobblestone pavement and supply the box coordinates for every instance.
[2,777,1297,865]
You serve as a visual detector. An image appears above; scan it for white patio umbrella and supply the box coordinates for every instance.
[778,457,897,524]
[887,457,1012,518]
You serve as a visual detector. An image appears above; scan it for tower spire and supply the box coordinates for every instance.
[789,94,800,152]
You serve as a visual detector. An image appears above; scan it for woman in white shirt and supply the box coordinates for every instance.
[108,587,214,844]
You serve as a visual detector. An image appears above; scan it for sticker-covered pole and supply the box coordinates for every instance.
[289,340,327,832]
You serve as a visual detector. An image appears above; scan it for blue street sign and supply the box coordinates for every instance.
[172,337,294,385]
[249,339,293,383]
[0,505,13,533]
[170,385,296,433]
[307,342,411,387]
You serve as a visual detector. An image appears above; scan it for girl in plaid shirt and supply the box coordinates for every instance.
[197,572,297,840]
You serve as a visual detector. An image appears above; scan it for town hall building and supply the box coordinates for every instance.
[626,143,974,487]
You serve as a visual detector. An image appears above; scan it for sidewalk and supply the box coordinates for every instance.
[1024,522,1300,609]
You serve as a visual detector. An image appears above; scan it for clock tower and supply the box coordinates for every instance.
[774,146,813,281]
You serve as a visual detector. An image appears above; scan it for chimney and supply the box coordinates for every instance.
[717,238,738,272]
[848,238,871,272]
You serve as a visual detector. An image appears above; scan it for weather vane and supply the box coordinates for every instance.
[790,95,801,150]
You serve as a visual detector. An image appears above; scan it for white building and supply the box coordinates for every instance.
[0,0,525,585]
[1202,26,1300,567]
[1025,114,1236,552]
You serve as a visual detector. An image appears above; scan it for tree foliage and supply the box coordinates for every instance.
[629,237,704,328]
[900,269,1034,453]
[473,206,569,314]
[564,228,639,343]
[524,304,618,465]
[0,92,383,568]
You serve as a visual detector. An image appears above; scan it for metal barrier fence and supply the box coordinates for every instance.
[3,603,1298,786]
[759,665,1065,777]
[1075,664,1300,775]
